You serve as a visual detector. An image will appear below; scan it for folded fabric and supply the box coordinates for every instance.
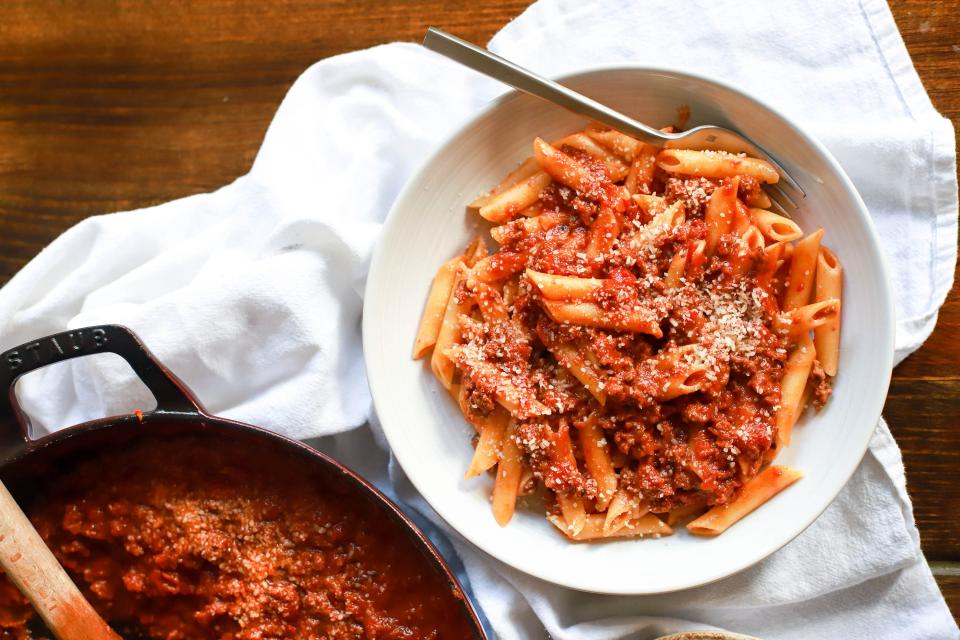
[0,0,956,637]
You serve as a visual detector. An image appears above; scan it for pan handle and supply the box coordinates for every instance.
[0,325,204,446]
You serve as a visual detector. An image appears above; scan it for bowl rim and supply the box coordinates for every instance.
[363,63,896,594]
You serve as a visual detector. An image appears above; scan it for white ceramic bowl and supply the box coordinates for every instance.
[363,66,894,594]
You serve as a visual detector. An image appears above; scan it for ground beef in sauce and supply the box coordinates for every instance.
[0,436,477,640]
[810,359,833,409]
[663,177,716,217]
[737,174,762,204]
[454,202,794,515]
[445,137,836,533]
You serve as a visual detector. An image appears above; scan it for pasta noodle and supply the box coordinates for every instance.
[782,228,823,311]
[776,334,816,447]
[413,256,463,359]
[478,171,552,223]
[749,207,803,242]
[687,466,802,535]
[814,247,843,376]
[464,407,510,479]
[576,416,618,510]
[414,124,841,541]
[430,265,470,388]
[492,420,523,526]
[585,122,645,161]
[704,177,739,254]
[657,149,779,182]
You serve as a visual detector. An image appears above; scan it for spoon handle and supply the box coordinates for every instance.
[422,27,668,146]
[0,480,120,640]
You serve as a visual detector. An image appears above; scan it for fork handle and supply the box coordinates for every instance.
[423,28,668,147]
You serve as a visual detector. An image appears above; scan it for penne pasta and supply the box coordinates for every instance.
[518,466,536,497]
[745,188,772,209]
[417,128,840,542]
[756,241,786,292]
[548,342,607,404]
[455,380,472,420]
[557,132,630,181]
[557,493,587,537]
[781,241,795,261]
[647,200,685,234]
[686,239,708,280]
[624,145,658,194]
[471,251,527,283]
[655,346,712,401]
[704,177,739,254]
[749,207,803,242]
[492,421,523,526]
[541,299,663,337]
[629,200,685,251]
[520,201,545,217]
[731,198,752,236]
[687,466,802,535]
[449,354,551,418]
[776,334,816,447]
[585,123,644,161]
[551,420,581,477]
[657,149,779,183]
[731,226,765,278]
[782,228,824,311]
[430,266,471,388]
[464,407,511,479]
[464,236,489,266]
[586,205,621,258]
[478,171,552,223]
[492,208,571,244]
[665,247,688,288]
[473,281,510,323]
[602,489,647,536]
[413,256,462,359]
[773,299,841,338]
[576,417,618,510]
[814,247,843,376]
[550,512,671,541]
[501,276,520,308]
[631,193,667,216]
[468,156,540,213]
[534,137,597,193]
[666,503,707,527]
[489,216,539,244]
[526,269,603,301]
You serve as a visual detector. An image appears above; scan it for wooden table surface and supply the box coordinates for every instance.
[2,0,958,628]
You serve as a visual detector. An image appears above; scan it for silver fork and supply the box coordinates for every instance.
[423,27,804,214]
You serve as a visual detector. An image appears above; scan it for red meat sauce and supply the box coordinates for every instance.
[0,437,476,640]
[457,163,798,517]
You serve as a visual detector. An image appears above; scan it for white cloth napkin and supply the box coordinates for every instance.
[0,0,956,638]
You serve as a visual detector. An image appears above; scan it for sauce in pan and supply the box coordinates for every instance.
[0,435,477,639]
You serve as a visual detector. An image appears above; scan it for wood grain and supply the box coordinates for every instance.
[0,0,530,277]
[884,380,960,559]
[0,0,958,626]
[933,568,960,624]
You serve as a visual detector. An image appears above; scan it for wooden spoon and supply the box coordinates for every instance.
[0,479,121,640]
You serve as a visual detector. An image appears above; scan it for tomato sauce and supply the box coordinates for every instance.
[0,436,478,640]
[458,159,796,521]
